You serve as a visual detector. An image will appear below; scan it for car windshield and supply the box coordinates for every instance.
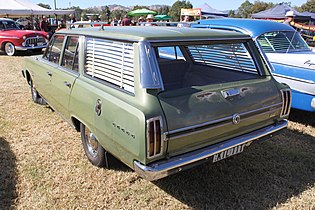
[257,31,310,53]
[0,20,20,30]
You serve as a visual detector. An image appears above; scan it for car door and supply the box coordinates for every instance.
[34,34,66,104]
[49,35,80,119]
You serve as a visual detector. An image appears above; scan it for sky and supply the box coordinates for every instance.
[30,0,307,11]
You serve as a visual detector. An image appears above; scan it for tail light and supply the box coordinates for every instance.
[280,89,291,117]
[147,116,164,158]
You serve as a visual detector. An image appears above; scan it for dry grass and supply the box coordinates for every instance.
[0,53,314,209]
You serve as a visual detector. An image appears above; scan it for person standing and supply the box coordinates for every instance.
[284,11,295,26]
[111,17,118,26]
[69,14,77,24]
[177,15,191,28]
[121,15,132,26]
[145,14,156,26]
[39,16,49,32]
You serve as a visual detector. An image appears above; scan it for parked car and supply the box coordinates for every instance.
[195,18,315,112]
[22,26,290,180]
[0,18,49,56]
[15,17,30,29]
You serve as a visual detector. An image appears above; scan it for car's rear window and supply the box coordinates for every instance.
[257,31,310,53]
[155,41,262,91]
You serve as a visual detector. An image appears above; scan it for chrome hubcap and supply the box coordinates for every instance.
[32,85,37,100]
[85,127,98,157]
[5,43,14,55]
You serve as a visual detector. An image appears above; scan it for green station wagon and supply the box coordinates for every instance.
[22,26,291,181]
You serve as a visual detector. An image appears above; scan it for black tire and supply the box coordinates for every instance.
[32,48,43,53]
[4,42,16,56]
[30,80,46,105]
[80,123,105,167]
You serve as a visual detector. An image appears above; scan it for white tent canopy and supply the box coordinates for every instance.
[0,0,74,17]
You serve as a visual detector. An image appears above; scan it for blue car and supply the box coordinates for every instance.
[194,18,315,112]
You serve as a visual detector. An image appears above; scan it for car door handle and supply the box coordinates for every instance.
[64,81,71,88]
[47,72,52,77]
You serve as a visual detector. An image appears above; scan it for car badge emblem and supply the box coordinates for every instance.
[232,113,241,125]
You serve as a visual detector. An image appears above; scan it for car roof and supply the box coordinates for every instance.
[0,18,14,22]
[196,18,295,38]
[56,26,251,42]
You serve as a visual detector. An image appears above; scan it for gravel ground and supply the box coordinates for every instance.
[0,54,314,210]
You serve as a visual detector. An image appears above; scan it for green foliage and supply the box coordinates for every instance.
[237,0,254,18]
[300,0,315,12]
[133,5,150,10]
[252,1,275,14]
[169,0,193,22]
[228,10,236,17]
[37,3,51,9]
[157,6,170,15]
[99,6,110,22]
[110,10,127,21]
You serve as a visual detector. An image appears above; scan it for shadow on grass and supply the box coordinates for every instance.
[0,137,17,210]
[289,109,315,127]
[154,129,315,209]
[0,50,43,57]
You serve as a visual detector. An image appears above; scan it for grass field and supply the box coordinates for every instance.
[0,54,314,209]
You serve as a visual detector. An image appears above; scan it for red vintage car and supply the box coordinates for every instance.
[0,18,49,56]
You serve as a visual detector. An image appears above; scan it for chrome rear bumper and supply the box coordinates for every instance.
[134,120,287,181]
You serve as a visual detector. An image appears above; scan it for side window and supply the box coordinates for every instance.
[43,35,65,64]
[157,46,185,61]
[61,36,79,72]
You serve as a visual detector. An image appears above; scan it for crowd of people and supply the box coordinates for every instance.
[109,14,192,27]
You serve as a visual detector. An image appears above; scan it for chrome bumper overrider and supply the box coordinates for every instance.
[134,120,288,181]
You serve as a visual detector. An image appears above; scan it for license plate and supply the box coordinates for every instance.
[213,142,251,163]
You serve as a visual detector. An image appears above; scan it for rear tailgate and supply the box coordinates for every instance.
[158,78,282,156]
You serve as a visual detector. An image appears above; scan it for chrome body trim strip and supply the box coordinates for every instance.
[15,45,46,51]
[167,107,282,140]
[273,73,315,84]
[134,119,287,181]
[165,102,282,138]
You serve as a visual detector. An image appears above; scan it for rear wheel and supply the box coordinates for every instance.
[4,42,16,56]
[80,123,105,167]
[30,80,46,105]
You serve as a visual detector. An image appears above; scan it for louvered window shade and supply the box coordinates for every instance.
[187,43,258,74]
[257,31,309,53]
[85,37,135,93]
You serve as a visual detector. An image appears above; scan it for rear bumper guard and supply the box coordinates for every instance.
[134,120,287,181]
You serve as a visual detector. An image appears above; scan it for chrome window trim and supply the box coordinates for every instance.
[139,41,164,90]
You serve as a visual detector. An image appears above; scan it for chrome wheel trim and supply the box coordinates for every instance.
[31,84,37,101]
[5,43,15,56]
[84,126,98,158]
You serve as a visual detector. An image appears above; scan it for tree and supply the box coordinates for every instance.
[157,6,170,15]
[169,0,192,22]
[237,0,254,18]
[132,5,150,10]
[38,3,51,9]
[99,6,110,22]
[300,0,315,12]
[110,10,127,21]
[252,1,275,14]
[228,10,236,18]
[64,6,83,21]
